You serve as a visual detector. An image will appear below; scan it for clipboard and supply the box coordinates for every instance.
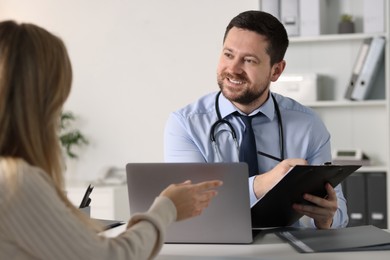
[251,164,361,228]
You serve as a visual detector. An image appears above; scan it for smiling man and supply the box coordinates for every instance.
[164,10,348,230]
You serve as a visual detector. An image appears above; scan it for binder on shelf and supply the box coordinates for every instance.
[280,0,299,36]
[366,172,387,229]
[344,39,371,99]
[343,172,367,227]
[363,0,385,33]
[299,0,328,36]
[346,37,385,101]
[343,171,388,229]
[260,0,280,20]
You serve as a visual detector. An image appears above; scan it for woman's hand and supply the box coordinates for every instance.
[160,180,223,221]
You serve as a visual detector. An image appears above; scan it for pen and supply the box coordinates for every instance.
[79,184,94,208]
[85,198,92,207]
[257,151,283,162]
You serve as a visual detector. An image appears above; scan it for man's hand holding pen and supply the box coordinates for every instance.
[253,158,308,200]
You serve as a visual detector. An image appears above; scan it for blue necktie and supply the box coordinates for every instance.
[238,114,259,177]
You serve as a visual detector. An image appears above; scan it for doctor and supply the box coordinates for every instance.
[164,10,348,229]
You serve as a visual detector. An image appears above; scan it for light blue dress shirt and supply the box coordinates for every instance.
[164,91,348,228]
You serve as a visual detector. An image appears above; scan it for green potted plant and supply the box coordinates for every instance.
[338,14,355,34]
[60,111,88,159]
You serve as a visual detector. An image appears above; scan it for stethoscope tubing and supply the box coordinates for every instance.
[210,91,284,161]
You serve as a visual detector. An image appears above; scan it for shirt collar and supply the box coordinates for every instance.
[217,91,276,121]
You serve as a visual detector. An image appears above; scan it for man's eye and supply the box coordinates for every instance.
[224,53,233,58]
[244,58,255,64]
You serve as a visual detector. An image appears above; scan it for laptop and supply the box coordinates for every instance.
[126,162,254,244]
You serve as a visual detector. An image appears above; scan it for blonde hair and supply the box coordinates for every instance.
[0,21,100,230]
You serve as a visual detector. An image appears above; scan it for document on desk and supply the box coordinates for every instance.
[277,225,390,253]
[94,218,126,231]
[251,164,361,228]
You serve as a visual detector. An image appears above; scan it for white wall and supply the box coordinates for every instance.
[0,0,259,181]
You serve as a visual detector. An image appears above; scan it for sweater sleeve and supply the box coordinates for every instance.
[0,161,176,260]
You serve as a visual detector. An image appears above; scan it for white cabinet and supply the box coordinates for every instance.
[66,184,130,221]
[261,0,390,227]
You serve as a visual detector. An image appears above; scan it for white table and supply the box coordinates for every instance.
[103,225,390,260]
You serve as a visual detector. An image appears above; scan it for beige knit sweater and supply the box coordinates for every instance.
[0,159,176,260]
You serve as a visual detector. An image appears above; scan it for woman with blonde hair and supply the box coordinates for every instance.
[0,20,222,260]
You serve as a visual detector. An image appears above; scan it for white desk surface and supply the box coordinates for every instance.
[102,225,390,259]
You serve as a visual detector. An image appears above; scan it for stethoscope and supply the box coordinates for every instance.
[210,91,285,162]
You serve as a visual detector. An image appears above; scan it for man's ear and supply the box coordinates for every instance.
[270,60,286,82]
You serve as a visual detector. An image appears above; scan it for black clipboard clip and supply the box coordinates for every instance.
[79,184,94,208]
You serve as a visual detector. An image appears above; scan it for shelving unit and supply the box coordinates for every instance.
[290,32,387,43]
[261,0,389,227]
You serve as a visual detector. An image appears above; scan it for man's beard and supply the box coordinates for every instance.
[217,73,266,105]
